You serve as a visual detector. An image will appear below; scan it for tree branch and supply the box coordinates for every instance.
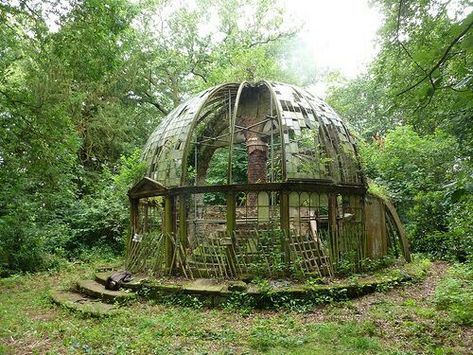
[141,92,169,115]
[190,69,208,83]
[397,18,473,96]
[248,30,297,48]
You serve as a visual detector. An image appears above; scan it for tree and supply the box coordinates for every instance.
[0,0,302,273]
[326,0,473,261]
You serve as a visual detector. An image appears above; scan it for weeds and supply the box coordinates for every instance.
[435,263,473,325]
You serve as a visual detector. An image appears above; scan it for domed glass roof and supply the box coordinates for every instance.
[142,81,363,187]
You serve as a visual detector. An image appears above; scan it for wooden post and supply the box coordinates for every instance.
[127,197,139,259]
[328,194,338,267]
[280,191,290,264]
[383,200,411,262]
[226,192,236,240]
[164,195,175,271]
[179,195,187,249]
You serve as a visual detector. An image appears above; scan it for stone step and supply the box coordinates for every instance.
[94,272,108,286]
[76,279,136,304]
[50,289,117,317]
[95,272,144,291]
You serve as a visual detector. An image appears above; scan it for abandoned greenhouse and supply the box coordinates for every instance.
[126,81,410,280]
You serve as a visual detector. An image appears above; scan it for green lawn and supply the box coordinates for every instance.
[1,260,471,354]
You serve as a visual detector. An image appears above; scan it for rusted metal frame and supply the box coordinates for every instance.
[246,117,272,130]
[198,131,231,144]
[327,125,349,183]
[214,238,229,279]
[192,104,233,149]
[289,86,325,178]
[197,93,233,112]
[194,101,231,132]
[303,96,339,181]
[142,102,181,176]
[294,232,309,274]
[180,83,240,186]
[194,141,229,148]
[191,102,228,133]
[170,182,366,196]
[195,138,230,147]
[323,124,344,182]
[194,92,238,123]
[299,235,313,274]
[192,95,236,135]
[262,80,287,181]
[228,82,248,184]
[128,210,144,271]
[233,124,273,137]
[236,117,272,132]
[340,123,365,185]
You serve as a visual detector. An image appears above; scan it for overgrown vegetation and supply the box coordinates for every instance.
[435,263,473,326]
[0,0,301,274]
[327,0,473,262]
[0,0,471,279]
[0,1,471,352]
[1,260,471,353]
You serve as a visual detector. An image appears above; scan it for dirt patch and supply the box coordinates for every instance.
[354,261,449,309]
[300,262,473,354]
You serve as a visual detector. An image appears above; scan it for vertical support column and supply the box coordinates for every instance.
[164,194,175,271]
[280,191,291,264]
[179,195,187,249]
[328,194,338,267]
[143,202,148,233]
[360,195,367,261]
[128,197,139,258]
[226,192,236,240]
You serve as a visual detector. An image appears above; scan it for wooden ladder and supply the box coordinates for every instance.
[309,216,334,277]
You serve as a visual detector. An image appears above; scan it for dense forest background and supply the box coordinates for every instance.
[0,0,471,275]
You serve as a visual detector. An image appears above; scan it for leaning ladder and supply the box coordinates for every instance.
[309,217,334,277]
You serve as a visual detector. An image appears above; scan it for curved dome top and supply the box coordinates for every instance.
[142,81,363,188]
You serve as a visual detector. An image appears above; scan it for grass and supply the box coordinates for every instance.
[435,263,473,326]
[0,259,472,354]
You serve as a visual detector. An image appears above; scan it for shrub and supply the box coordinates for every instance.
[435,264,473,325]
[360,126,473,262]
[66,149,146,257]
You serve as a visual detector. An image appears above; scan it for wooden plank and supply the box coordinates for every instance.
[383,199,411,262]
